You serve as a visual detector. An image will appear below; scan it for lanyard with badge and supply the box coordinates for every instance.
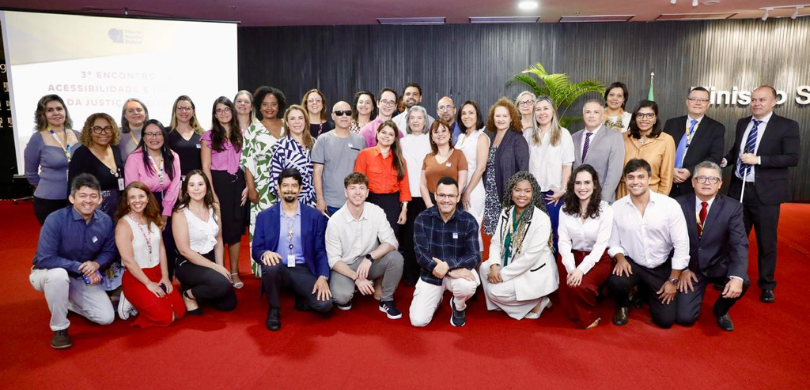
[147,155,165,189]
[132,217,154,257]
[49,127,72,162]
[286,213,297,267]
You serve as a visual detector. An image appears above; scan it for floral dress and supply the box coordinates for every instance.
[483,145,500,236]
[242,122,282,277]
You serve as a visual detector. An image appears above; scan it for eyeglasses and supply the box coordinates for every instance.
[144,132,163,138]
[215,108,231,114]
[695,176,721,184]
[176,106,193,112]
[91,126,113,134]
[435,193,458,200]
[636,113,656,119]
[687,98,710,104]
[438,105,455,111]
[379,99,396,107]
[517,100,534,106]
[333,110,352,116]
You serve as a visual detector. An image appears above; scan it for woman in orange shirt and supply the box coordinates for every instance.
[354,120,412,235]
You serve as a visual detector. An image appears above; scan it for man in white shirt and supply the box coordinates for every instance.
[607,159,690,328]
[674,161,749,331]
[392,82,435,133]
[325,172,404,319]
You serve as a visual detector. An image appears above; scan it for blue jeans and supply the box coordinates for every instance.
[543,190,561,256]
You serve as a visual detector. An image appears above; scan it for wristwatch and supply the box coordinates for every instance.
[365,253,375,263]
[667,278,679,285]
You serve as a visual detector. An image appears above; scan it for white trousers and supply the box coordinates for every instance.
[30,268,115,331]
[409,272,480,327]
[479,264,547,320]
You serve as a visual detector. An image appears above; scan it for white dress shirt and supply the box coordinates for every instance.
[524,127,575,192]
[558,201,613,274]
[325,202,398,268]
[735,111,772,182]
[579,126,601,159]
[400,133,432,198]
[608,191,690,270]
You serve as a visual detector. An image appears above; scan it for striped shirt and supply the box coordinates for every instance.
[269,136,315,205]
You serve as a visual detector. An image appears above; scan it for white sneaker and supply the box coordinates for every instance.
[117,293,138,320]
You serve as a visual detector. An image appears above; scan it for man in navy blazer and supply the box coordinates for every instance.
[722,85,800,303]
[664,87,725,197]
[675,162,749,331]
[252,168,333,331]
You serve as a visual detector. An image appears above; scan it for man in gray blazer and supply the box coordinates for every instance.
[572,100,626,202]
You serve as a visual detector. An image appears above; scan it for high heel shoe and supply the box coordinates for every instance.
[183,290,204,315]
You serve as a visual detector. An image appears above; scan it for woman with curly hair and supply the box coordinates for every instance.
[479,171,558,320]
[557,164,613,329]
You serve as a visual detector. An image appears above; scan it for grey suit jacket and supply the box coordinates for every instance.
[572,125,625,202]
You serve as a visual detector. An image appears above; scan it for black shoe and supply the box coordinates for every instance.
[760,289,775,303]
[51,329,72,349]
[294,296,313,312]
[379,300,402,319]
[612,306,630,326]
[266,308,281,331]
[716,313,735,332]
[712,283,725,291]
[449,299,466,327]
[336,299,352,311]
[404,278,418,287]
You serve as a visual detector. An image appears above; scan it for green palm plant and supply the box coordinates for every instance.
[507,62,605,129]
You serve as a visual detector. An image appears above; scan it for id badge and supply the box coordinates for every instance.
[446,162,452,167]
[118,178,125,191]
[287,254,296,268]
[452,232,459,240]
[196,143,201,149]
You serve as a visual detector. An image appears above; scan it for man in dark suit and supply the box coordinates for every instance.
[252,168,333,331]
[572,100,625,203]
[675,161,749,331]
[664,87,725,197]
[722,85,800,303]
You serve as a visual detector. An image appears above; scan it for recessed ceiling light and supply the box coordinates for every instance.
[518,1,539,10]
[703,0,720,5]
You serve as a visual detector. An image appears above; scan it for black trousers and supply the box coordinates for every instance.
[175,250,237,311]
[261,263,333,313]
[33,197,67,225]
[401,197,428,284]
[153,192,177,280]
[676,273,750,325]
[607,257,677,328]
[367,192,401,237]
[730,180,780,290]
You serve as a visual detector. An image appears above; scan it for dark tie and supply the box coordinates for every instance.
[737,119,762,179]
[698,201,708,237]
[582,131,593,162]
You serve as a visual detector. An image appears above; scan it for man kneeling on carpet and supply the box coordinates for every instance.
[326,173,404,319]
[252,168,333,331]
[479,171,558,321]
[410,177,480,327]
[674,161,749,331]
[29,173,116,349]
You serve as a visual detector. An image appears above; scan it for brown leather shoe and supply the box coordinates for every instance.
[51,329,72,349]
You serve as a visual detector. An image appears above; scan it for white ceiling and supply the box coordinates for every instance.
[1,0,807,26]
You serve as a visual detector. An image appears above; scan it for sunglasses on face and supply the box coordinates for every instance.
[333,110,352,117]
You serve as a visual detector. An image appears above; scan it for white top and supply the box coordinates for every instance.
[557,201,613,275]
[455,129,485,190]
[325,202,399,268]
[735,111,772,182]
[182,207,219,254]
[400,133,432,198]
[523,127,575,191]
[123,216,161,269]
[607,191,690,270]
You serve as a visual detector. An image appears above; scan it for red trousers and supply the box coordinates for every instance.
[122,266,186,328]
[556,250,611,329]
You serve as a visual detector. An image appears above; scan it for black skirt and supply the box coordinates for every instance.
[210,169,247,245]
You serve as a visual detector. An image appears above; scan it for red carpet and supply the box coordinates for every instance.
[0,201,807,389]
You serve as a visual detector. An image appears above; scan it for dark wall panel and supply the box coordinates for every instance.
[237,19,810,201]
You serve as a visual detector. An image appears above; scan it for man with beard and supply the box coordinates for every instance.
[252,168,333,331]
[392,82,435,133]
[360,88,403,148]
[607,159,689,329]
[436,96,462,144]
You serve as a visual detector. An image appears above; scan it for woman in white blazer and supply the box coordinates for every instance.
[479,171,559,320]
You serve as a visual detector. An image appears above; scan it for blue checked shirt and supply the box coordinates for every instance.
[413,207,480,286]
